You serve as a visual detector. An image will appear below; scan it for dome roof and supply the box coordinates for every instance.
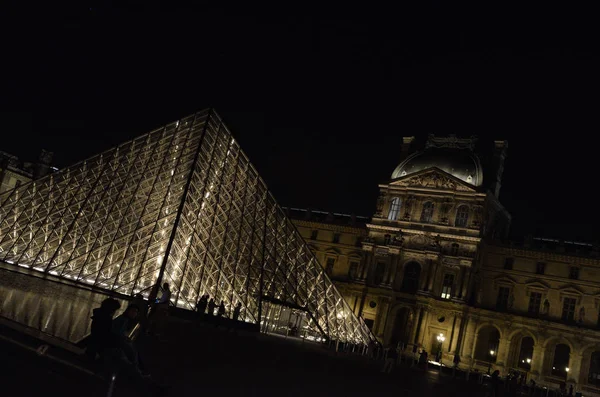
[391,148,483,186]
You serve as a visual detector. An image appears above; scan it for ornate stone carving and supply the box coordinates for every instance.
[425,134,477,151]
[396,171,472,192]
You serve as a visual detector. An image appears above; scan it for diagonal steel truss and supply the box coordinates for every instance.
[0,109,375,345]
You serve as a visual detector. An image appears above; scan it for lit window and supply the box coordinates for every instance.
[441,274,454,299]
[388,197,402,221]
[420,202,434,223]
[455,205,469,228]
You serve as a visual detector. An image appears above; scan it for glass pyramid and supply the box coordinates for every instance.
[0,109,374,345]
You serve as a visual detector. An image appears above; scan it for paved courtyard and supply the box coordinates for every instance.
[1,316,494,397]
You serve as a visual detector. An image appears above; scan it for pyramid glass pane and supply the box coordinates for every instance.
[0,109,375,345]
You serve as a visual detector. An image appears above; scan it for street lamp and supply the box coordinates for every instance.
[436,333,446,363]
[488,349,496,375]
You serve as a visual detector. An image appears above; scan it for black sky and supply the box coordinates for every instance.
[2,2,599,242]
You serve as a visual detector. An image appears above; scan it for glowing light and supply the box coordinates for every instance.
[490,350,495,356]
[6,260,14,264]
[565,367,570,372]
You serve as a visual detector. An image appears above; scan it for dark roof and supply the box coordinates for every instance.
[391,147,483,186]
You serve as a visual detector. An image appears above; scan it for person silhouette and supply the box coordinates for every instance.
[232,302,242,321]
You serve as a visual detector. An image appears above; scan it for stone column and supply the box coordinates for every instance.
[426,259,438,292]
[374,297,390,340]
[457,266,467,299]
[461,317,477,366]
[530,343,545,380]
[496,338,511,375]
[360,251,373,281]
[568,352,583,386]
[450,313,463,354]
[461,267,472,300]
[387,254,399,285]
[410,307,425,351]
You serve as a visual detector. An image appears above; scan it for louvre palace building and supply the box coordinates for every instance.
[0,112,598,395]
[285,134,600,394]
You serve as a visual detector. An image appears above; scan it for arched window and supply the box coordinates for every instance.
[474,325,500,362]
[551,344,570,378]
[455,205,469,227]
[401,262,421,294]
[388,197,401,220]
[420,202,434,223]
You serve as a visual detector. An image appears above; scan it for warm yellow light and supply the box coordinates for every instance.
[490,350,495,356]
[526,358,531,364]
[565,367,570,372]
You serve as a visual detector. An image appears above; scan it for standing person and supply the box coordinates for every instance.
[112,304,144,372]
[196,295,208,321]
[381,346,397,373]
[215,301,226,328]
[207,298,216,317]
[88,299,166,395]
[490,370,500,397]
[231,302,242,321]
[149,283,171,336]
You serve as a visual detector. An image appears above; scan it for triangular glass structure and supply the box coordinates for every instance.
[0,109,374,345]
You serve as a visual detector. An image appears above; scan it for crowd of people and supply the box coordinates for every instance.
[86,282,246,396]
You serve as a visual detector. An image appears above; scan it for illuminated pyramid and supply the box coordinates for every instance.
[0,109,374,345]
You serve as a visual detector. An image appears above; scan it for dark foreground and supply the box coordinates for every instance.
[0,316,490,397]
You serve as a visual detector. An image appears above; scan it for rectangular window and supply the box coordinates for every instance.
[528,292,542,315]
[569,267,579,280]
[333,233,340,244]
[562,297,577,322]
[310,230,318,240]
[536,262,545,275]
[363,318,375,330]
[325,257,335,275]
[504,258,514,270]
[15,179,22,188]
[441,273,455,299]
[496,287,510,311]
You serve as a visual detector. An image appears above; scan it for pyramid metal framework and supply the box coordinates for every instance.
[0,109,374,345]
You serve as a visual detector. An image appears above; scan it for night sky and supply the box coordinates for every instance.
[2,3,598,241]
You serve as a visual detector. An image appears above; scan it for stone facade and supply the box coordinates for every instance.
[285,135,600,395]
[0,150,55,194]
